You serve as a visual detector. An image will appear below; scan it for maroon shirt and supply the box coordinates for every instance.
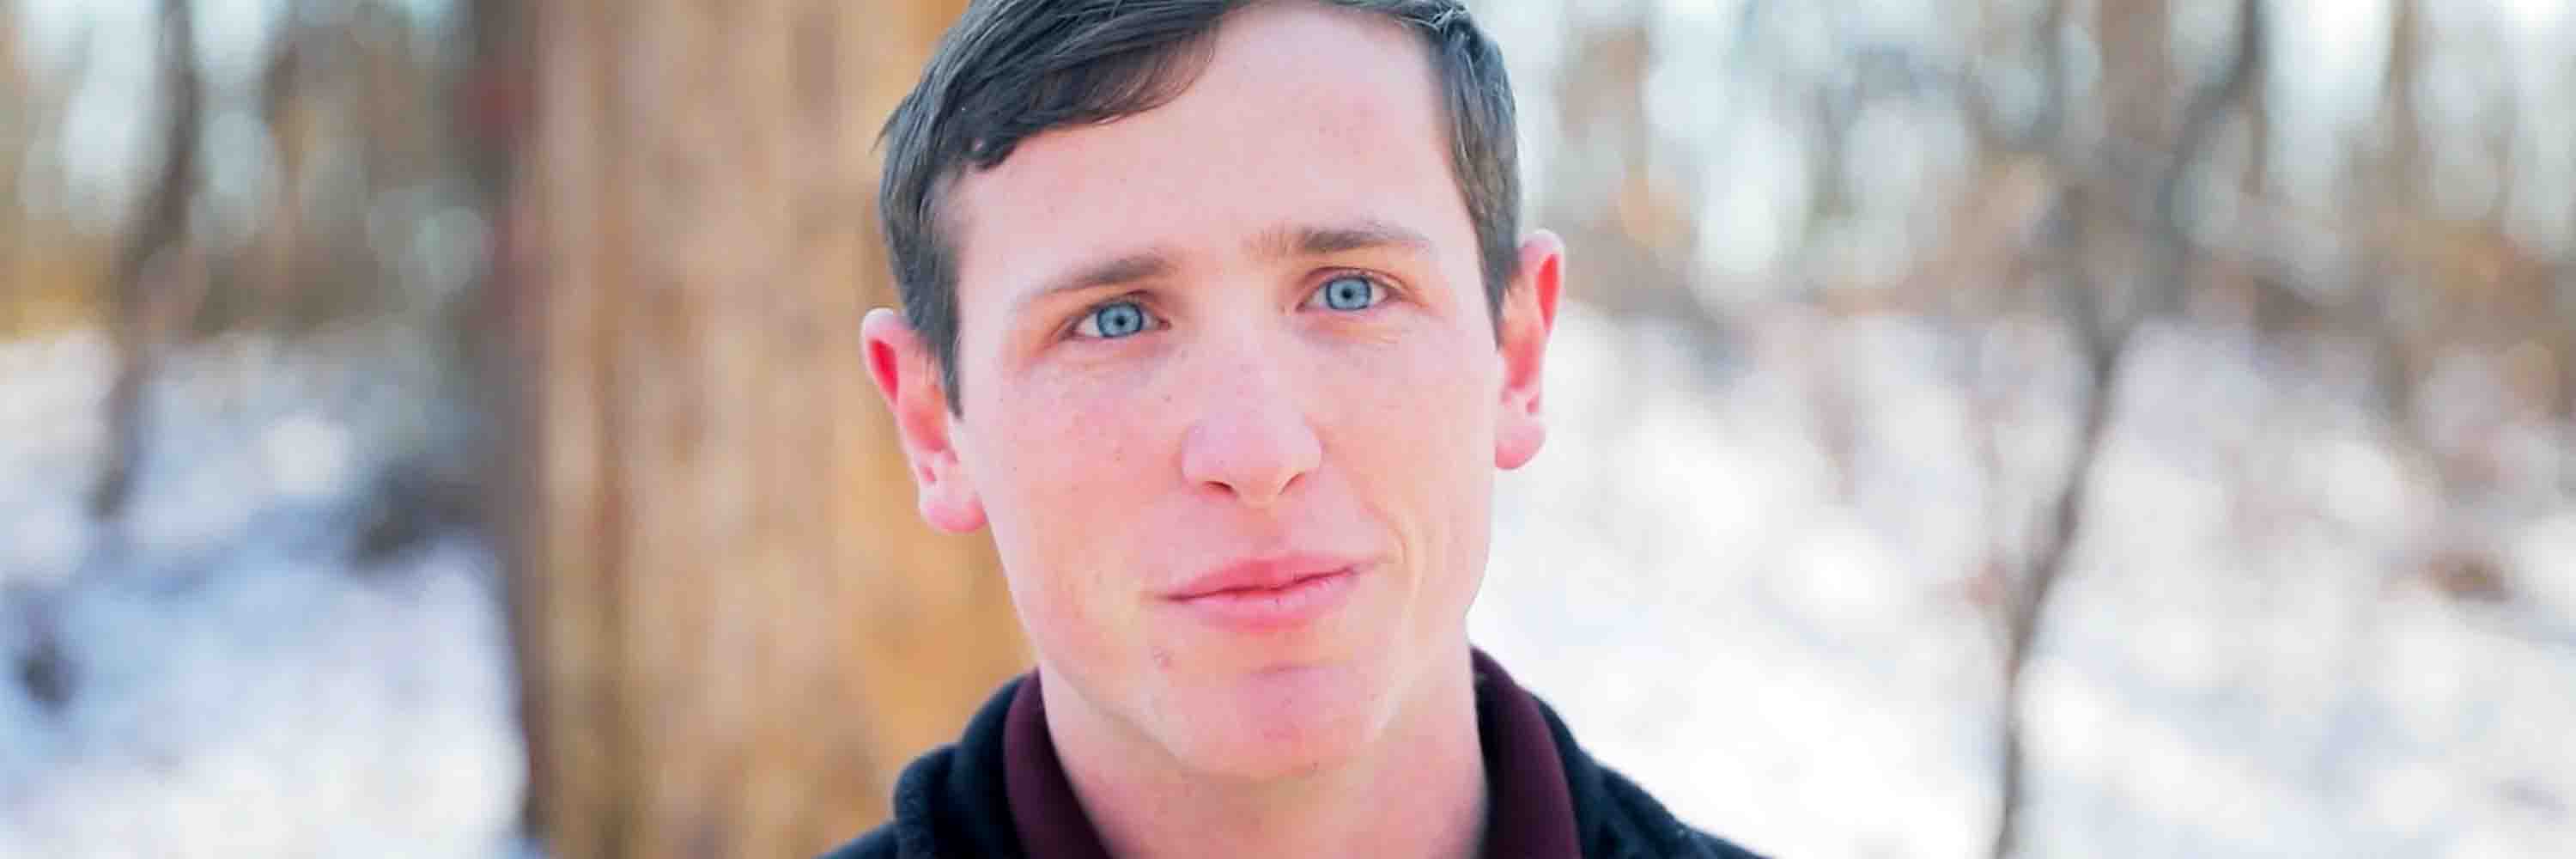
[1001,650,1584,859]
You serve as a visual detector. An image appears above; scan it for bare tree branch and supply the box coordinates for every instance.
[1990,1,2264,856]
[88,0,205,521]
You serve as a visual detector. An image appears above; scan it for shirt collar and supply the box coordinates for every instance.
[1000,649,1583,858]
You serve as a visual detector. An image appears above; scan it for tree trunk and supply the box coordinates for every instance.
[500,2,1023,857]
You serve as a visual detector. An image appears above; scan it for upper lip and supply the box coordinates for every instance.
[1163,551,1361,600]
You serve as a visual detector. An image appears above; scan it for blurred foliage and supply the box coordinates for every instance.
[3,0,487,346]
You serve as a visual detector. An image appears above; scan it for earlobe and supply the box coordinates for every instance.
[862,308,987,533]
[1495,231,1563,471]
[920,486,989,533]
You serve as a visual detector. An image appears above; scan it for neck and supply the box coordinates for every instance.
[1047,646,1487,859]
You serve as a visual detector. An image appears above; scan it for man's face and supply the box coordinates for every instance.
[871,3,1558,778]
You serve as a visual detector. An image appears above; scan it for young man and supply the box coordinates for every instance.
[831,1,1758,856]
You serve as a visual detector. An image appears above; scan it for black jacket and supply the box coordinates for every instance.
[819,661,1761,859]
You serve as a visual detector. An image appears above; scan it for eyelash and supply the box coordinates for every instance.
[1061,271,1400,341]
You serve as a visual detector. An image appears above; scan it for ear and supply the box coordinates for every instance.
[1495,230,1563,470]
[863,308,987,533]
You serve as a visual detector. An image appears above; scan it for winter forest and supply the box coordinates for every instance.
[2,0,2571,856]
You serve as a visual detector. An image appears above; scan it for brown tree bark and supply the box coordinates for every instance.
[500,2,1025,857]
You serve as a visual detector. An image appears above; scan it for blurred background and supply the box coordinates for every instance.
[1,0,2569,856]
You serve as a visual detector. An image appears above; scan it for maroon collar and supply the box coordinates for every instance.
[1469,649,1586,858]
[1001,650,1583,858]
[999,669,1112,859]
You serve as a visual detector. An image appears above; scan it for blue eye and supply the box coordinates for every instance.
[1077,300,1152,338]
[1310,275,1384,312]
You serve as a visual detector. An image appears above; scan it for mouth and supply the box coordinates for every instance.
[1163,559,1364,631]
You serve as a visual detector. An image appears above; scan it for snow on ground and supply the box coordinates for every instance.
[1473,302,2576,858]
[2,298,2568,857]
[0,327,526,857]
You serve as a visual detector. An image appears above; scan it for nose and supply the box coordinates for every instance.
[1177,350,1322,508]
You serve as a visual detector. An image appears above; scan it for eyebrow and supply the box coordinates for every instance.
[1019,252,1176,314]
[1014,220,1437,313]
[1250,219,1436,260]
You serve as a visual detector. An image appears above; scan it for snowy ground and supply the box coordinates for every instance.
[1474,303,2576,858]
[3,301,2569,857]
[0,326,526,857]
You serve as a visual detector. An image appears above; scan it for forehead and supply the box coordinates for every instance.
[943,3,1474,306]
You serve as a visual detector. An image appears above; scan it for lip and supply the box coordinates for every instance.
[1161,552,1365,630]
[1163,552,1361,599]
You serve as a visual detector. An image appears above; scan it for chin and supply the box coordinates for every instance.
[1159,661,1395,781]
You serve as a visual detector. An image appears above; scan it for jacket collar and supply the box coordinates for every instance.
[995,649,1582,859]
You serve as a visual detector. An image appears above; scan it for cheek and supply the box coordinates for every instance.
[965,382,1158,645]
[1358,326,1496,456]
[1350,335,1499,642]
[1324,326,1499,536]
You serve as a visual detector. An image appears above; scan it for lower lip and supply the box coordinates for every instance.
[1168,568,1359,631]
